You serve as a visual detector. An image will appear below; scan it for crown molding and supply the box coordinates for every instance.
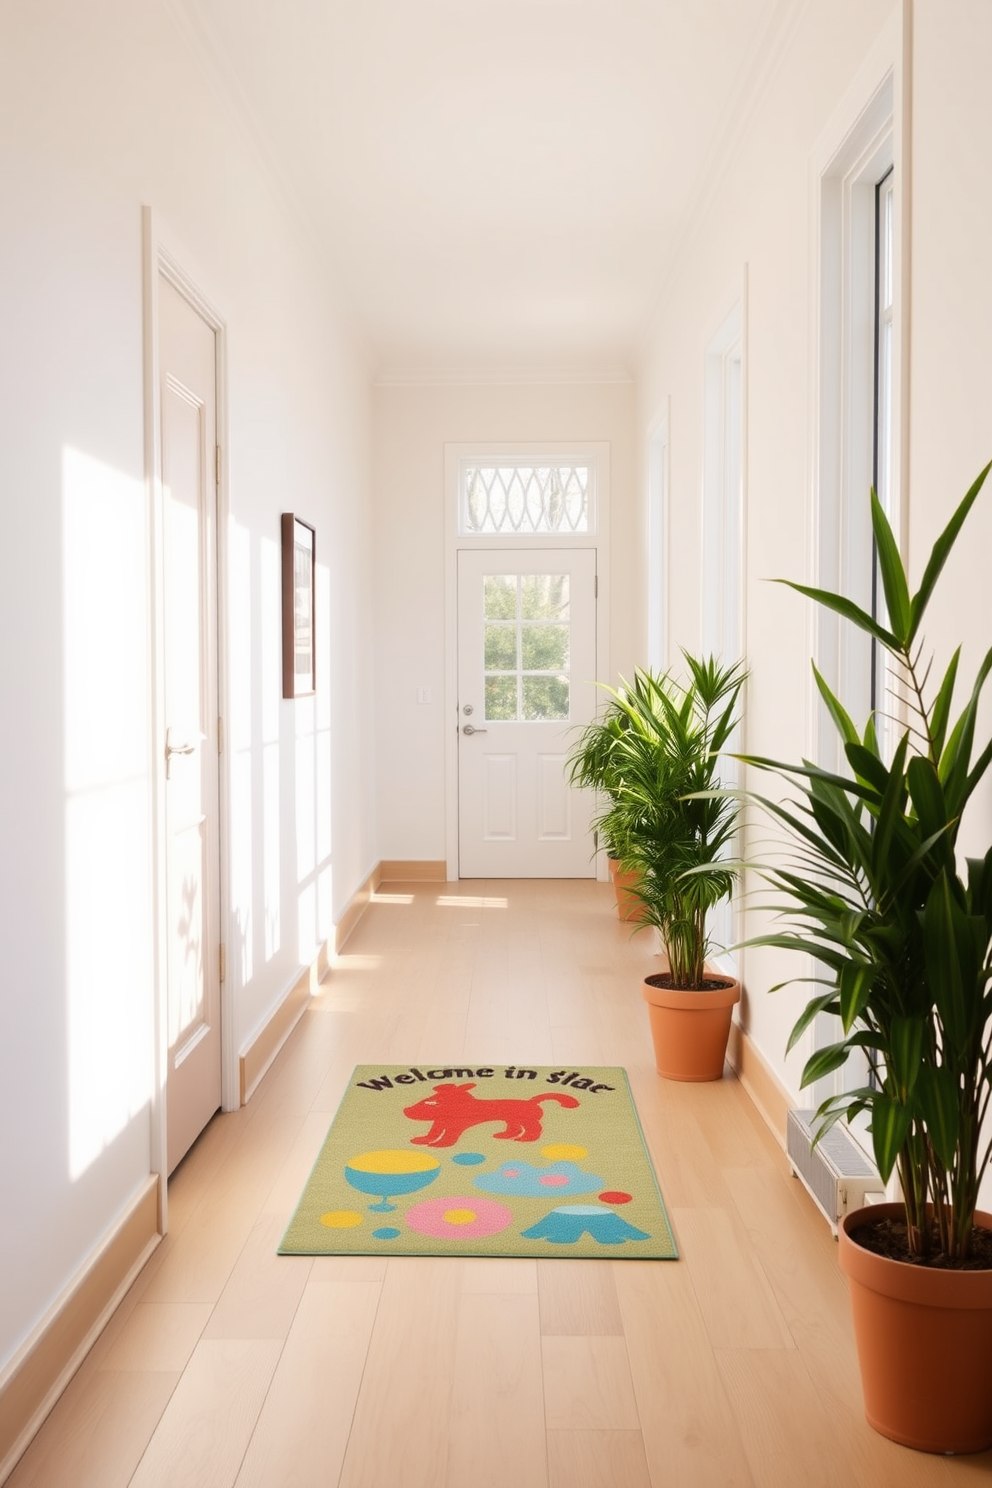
[373,364,634,388]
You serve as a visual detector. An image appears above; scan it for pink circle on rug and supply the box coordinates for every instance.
[599,1190,633,1204]
[539,1174,570,1186]
[404,1196,513,1239]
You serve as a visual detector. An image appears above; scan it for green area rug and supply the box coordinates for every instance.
[280,1063,678,1260]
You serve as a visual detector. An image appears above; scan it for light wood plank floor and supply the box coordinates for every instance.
[10,879,992,1487]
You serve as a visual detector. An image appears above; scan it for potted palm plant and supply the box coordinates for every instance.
[744,464,992,1453]
[566,671,659,920]
[594,655,747,1080]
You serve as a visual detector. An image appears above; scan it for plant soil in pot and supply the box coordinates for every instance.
[838,1203,992,1453]
[641,972,740,1081]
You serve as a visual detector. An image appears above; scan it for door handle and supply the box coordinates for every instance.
[462,724,488,735]
[165,728,198,779]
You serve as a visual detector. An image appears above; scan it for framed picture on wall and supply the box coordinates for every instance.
[282,514,316,698]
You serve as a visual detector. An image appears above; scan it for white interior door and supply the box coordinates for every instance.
[159,275,222,1174]
[457,548,597,877]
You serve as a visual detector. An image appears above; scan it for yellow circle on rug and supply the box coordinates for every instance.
[443,1208,477,1225]
[320,1210,364,1228]
[541,1144,588,1161]
[349,1149,440,1174]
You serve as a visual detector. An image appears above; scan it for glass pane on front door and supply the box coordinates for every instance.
[482,573,571,722]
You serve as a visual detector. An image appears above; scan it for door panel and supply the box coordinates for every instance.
[457,548,596,877]
[160,275,222,1174]
[538,754,570,839]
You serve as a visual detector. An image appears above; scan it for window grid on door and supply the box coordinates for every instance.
[483,573,571,721]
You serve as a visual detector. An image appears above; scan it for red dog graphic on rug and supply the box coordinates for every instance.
[403,1082,580,1147]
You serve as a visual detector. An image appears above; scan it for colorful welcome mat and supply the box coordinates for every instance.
[279,1063,677,1260]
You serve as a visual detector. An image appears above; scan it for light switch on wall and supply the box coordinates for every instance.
[417,686,432,704]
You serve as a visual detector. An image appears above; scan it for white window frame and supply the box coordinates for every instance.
[701,282,747,977]
[809,65,901,774]
[443,442,611,882]
[702,292,746,668]
[804,16,905,1149]
[646,403,670,674]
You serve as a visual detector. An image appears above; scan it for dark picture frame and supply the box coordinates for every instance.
[281,514,316,698]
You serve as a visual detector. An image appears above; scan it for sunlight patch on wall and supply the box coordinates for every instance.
[295,696,316,882]
[314,563,333,947]
[63,448,153,1180]
[291,560,334,961]
[263,741,281,962]
[297,880,317,963]
[261,534,281,741]
[230,520,253,985]
[261,534,282,963]
[230,521,253,752]
[317,858,333,948]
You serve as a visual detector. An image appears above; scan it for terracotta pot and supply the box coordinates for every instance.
[607,858,649,922]
[640,972,740,1081]
[838,1202,992,1453]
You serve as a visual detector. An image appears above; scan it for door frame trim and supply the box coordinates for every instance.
[442,442,611,882]
[141,206,235,1230]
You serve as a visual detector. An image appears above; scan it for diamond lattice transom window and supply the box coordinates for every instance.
[462,465,590,535]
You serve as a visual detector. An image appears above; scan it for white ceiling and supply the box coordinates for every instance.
[183,0,783,379]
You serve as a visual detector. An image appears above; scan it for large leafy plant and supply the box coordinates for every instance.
[587,655,746,989]
[745,465,992,1261]
[565,680,639,861]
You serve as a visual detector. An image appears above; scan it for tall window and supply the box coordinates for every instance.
[812,77,894,773]
[702,297,745,971]
[647,412,669,673]
[810,71,897,1127]
[871,167,896,759]
[702,303,743,665]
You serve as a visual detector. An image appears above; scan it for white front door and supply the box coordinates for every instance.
[159,275,222,1174]
[457,548,597,877]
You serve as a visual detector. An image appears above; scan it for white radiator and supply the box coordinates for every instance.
[786,1108,885,1233]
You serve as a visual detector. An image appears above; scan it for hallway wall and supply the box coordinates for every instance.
[371,380,637,863]
[637,0,992,1151]
[907,0,992,861]
[0,0,375,1377]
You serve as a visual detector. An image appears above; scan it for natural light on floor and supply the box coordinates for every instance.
[435,895,508,909]
[327,953,383,973]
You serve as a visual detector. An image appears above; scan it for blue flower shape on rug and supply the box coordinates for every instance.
[473,1159,603,1198]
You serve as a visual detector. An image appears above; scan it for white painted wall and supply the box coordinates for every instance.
[371,381,636,862]
[908,0,992,864]
[909,0,992,1208]
[638,0,992,1124]
[636,0,899,1096]
[0,0,374,1374]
